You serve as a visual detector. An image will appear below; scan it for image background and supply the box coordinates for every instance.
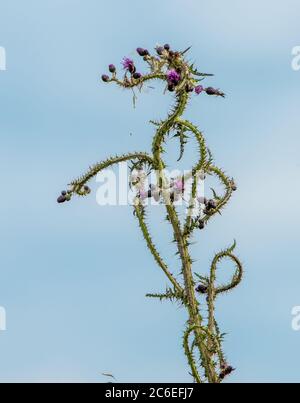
[0,0,300,382]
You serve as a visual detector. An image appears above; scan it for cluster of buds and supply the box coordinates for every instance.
[101,64,115,82]
[219,363,235,380]
[57,190,71,203]
[101,54,143,83]
[130,170,186,205]
[57,186,91,203]
[122,56,143,80]
[194,85,225,97]
[101,43,225,99]
[202,198,217,215]
[138,178,185,204]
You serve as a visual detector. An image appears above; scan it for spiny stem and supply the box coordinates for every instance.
[134,201,183,294]
[60,43,243,383]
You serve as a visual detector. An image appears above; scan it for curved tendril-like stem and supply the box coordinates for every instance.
[183,326,203,383]
[69,152,153,195]
[60,44,243,383]
[175,119,207,234]
[206,242,243,369]
[134,200,184,294]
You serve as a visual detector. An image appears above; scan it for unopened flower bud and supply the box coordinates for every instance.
[108,64,116,73]
[219,365,235,380]
[101,74,109,82]
[57,195,67,203]
[133,72,142,79]
[136,48,149,57]
[205,87,225,97]
[195,85,204,95]
[198,220,205,230]
[136,47,145,56]
[164,44,170,50]
[156,46,164,55]
[207,199,217,209]
[206,87,216,95]
[195,284,207,293]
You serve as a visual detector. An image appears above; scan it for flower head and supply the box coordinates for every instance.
[167,69,181,85]
[195,85,204,95]
[122,57,135,73]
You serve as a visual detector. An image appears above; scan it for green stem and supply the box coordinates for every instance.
[151,90,218,383]
[134,202,183,294]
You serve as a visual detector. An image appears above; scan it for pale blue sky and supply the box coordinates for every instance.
[0,0,300,382]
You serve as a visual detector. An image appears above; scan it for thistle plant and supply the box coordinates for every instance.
[58,44,243,383]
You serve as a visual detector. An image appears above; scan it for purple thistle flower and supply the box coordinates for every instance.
[195,85,204,95]
[167,69,181,85]
[122,57,135,73]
